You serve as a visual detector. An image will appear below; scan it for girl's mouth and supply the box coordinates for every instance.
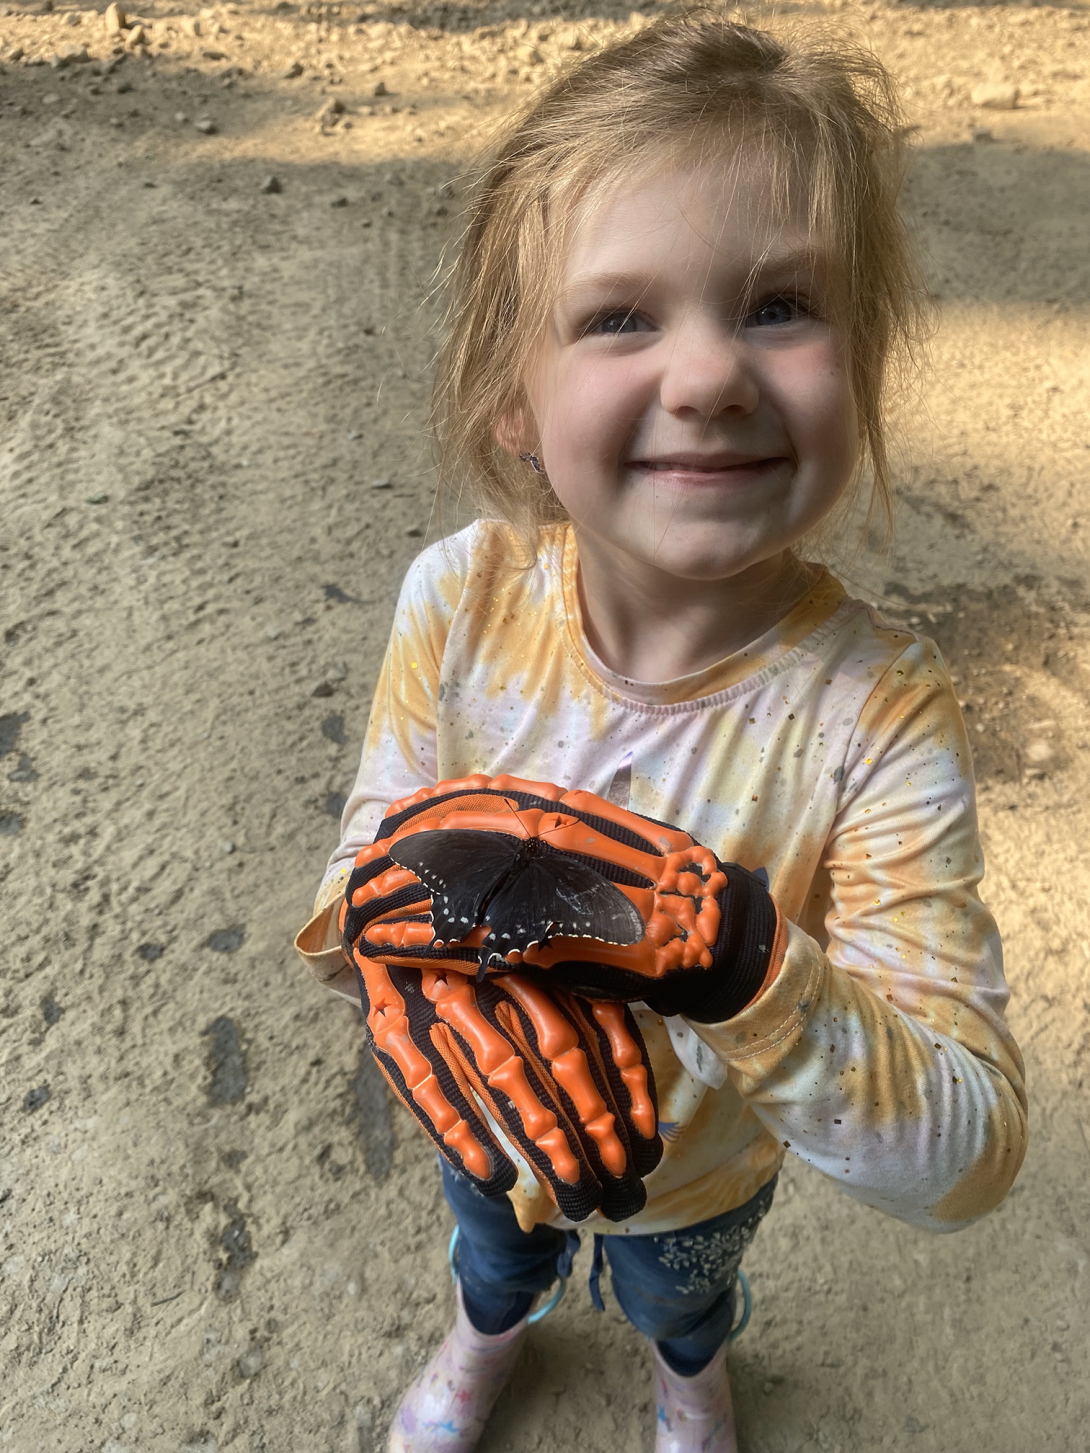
[630,454,787,480]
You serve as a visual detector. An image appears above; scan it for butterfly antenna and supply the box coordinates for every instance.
[510,803,565,841]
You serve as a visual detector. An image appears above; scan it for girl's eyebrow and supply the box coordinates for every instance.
[557,270,651,303]
[559,246,822,303]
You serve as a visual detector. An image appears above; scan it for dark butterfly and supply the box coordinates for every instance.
[387,829,644,958]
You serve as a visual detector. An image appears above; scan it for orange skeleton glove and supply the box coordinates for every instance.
[343,774,782,1024]
[346,953,663,1223]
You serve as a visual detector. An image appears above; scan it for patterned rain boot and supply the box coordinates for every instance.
[653,1343,738,1453]
[385,1283,528,1453]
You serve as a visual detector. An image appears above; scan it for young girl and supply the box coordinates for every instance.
[296,15,1027,1452]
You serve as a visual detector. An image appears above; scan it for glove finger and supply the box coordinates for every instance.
[570,995,662,1180]
[355,957,516,1198]
[485,975,659,1222]
[421,969,608,1223]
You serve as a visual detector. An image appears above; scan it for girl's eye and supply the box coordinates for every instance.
[583,309,652,337]
[747,295,811,328]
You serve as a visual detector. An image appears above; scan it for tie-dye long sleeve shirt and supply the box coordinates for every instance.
[296,520,1027,1236]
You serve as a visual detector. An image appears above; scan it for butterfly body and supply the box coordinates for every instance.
[387,828,644,958]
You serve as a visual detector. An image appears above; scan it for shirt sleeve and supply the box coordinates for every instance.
[691,640,1028,1231]
[318,531,473,899]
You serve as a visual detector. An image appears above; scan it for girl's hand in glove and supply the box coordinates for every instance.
[344,773,784,1025]
[350,954,662,1224]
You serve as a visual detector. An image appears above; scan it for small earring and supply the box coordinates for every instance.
[519,452,545,475]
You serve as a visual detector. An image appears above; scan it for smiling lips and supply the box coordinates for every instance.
[631,452,785,476]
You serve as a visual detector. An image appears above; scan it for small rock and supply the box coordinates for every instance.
[970,81,1018,110]
[405,525,423,538]
[3,45,25,62]
[970,125,994,143]
[330,195,348,208]
[280,58,302,78]
[56,42,89,65]
[194,116,216,134]
[104,0,125,33]
[372,79,388,96]
[125,23,145,46]
[315,96,344,121]
[202,47,226,60]
[23,1085,51,1113]
[174,110,188,123]
[237,1344,263,1379]
[1023,739,1058,776]
[221,840,236,854]
[370,478,392,490]
[180,14,200,35]
[311,680,336,698]
[259,174,281,193]
[43,91,61,104]
[516,44,543,64]
[137,942,164,961]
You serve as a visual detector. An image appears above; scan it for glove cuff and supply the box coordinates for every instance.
[649,865,778,1024]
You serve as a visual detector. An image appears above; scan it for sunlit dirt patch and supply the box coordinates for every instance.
[879,577,1089,784]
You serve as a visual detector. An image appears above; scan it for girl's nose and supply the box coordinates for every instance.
[658,320,759,420]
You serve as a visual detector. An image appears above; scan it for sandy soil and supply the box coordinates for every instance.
[1,0,1088,1448]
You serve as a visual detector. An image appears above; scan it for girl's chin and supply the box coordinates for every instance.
[629,539,789,582]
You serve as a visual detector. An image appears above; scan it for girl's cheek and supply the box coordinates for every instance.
[548,361,641,453]
[781,345,855,441]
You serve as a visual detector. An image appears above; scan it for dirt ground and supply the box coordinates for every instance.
[1,0,1088,1446]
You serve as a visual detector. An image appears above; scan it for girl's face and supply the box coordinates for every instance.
[521,163,859,587]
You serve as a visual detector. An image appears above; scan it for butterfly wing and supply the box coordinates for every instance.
[484,853,644,951]
[387,830,519,944]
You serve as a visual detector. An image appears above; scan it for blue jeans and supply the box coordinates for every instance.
[442,1159,776,1376]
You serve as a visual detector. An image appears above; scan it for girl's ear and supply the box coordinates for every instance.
[494,402,534,458]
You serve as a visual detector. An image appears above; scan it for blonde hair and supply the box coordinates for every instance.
[432,10,928,551]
